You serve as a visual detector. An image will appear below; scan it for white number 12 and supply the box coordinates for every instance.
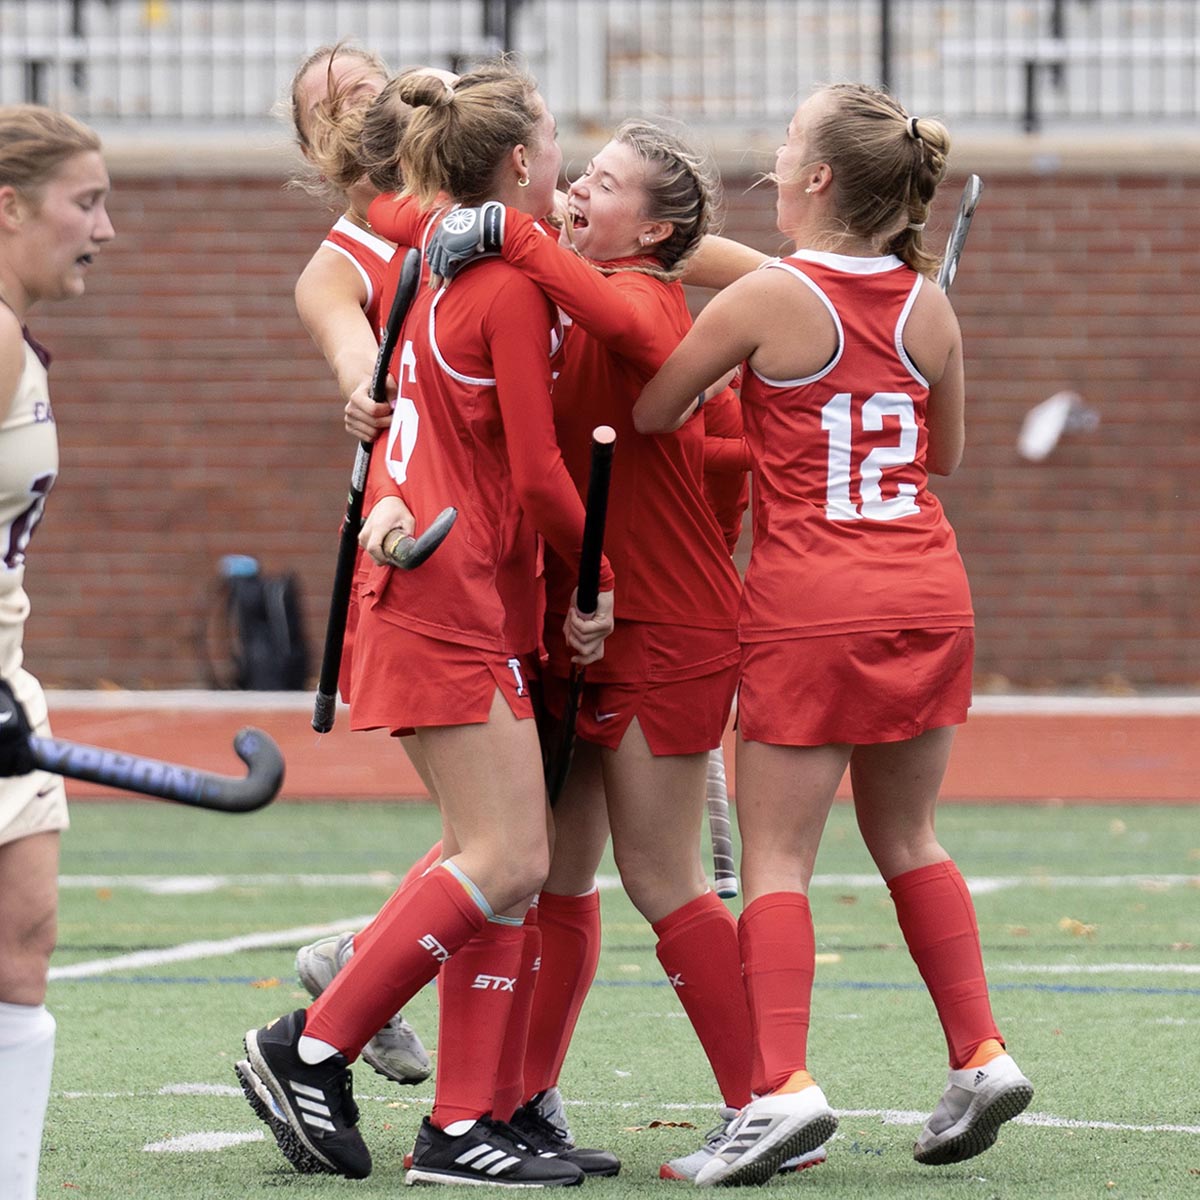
[819,391,920,521]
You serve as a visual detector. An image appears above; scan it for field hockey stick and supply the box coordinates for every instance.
[936,173,983,293]
[705,746,738,898]
[544,425,616,806]
[312,248,421,734]
[27,727,284,813]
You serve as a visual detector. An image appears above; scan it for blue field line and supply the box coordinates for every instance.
[56,974,1200,997]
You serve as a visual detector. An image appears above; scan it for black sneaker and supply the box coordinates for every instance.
[509,1100,621,1177]
[235,1009,371,1179]
[405,1116,584,1187]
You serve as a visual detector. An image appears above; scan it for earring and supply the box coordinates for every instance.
[804,186,815,195]
[517,176,530,188]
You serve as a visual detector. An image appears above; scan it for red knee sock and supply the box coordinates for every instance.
[654,891,754,1108]
[888,860,1003,1069]
[739,892,815,1096]
[400,841,444,890]
[492,910,542,1123]
[522,889,601,1098]
[305,865,487,1060]
[432,920,527,1128]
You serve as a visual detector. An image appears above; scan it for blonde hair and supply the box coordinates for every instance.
[0,104,101,201]
[356,69,434,196]
[280,42,389,208]
[398,58,544,209]
[601,118,719,283]
[785,83,950,276]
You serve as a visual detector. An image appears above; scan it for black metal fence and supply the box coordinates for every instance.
[1,0,1196,134]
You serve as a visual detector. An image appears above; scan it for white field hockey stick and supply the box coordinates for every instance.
[936,174,983,293]
[706,746,738,898]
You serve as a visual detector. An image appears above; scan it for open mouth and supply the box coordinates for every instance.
[76,253,94,266]
[567,205,589,232]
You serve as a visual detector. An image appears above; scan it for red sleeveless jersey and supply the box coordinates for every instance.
[738,251,973,640]
[321,215,395,335]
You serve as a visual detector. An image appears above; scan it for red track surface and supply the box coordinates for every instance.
[46,696,1199,804]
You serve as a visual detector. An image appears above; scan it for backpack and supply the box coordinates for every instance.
[206,556,310,690]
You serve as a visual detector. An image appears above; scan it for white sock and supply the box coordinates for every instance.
[0,1000,56,1200]
[297,1034,339,1065]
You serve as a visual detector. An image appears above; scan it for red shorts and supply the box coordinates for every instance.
[541,661,737,755]
[738,627,973,747]
[349,609,537,736]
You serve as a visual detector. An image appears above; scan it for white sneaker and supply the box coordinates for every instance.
[295,932,431,1085]
[914,1052,1033,1166]
[660,1106,827,1182]
[693,1082,837,1187]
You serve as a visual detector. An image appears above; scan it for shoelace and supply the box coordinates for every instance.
[514,1106,569,1147]
[333,1068,360,1126]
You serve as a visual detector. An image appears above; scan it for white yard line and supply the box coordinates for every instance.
[58,871,1200,896]
[48,916,375,980]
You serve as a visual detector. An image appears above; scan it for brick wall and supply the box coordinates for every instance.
[21,158,1200,690]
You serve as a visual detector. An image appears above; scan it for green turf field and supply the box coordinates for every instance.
[43,800,1200,1199]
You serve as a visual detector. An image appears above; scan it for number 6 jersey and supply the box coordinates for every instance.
[737,251,973,642]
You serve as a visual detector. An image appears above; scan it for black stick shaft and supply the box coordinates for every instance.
[545,427,616,806]
[313,247,422,733]
[28,726,284,813]
[576,430,615,614]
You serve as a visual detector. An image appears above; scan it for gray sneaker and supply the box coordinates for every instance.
[659,1105,828,1181]
[529,1086,574,1147]
[295,932,431,1085]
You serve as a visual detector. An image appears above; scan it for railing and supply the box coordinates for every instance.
[0,0,1196,134]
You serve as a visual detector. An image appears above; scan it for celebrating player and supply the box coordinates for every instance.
[634,83,1033,1184]
[236,60,614,1187]
[280,41,459,1090]
[0,104,115,1200]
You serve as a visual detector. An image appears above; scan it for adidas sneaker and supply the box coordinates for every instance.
[405,1115,584,1187]
[509,1097,620,1176]
[914,1052,1033,1166]
[236,1008,371,1179]
[296,931,432,1085]
[659,1106,827,1182]
[693,1078,837,1187]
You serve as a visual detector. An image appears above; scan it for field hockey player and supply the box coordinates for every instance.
[235,60,615,1187]
[635,83,1033,1185]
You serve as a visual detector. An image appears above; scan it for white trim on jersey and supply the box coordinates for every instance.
[320,242,376,311]
[894,274,929,389]
[329,215,396,263]
[427,287,497,388]
[789,249,906,275]
[748,261,845,388]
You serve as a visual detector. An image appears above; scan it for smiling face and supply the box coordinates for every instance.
[565,139,662,263]
[2,150,115,309]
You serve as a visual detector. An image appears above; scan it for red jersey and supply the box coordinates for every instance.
[701,386,752,556]
[738,251,973,640]
[496,213,740,647]
[359,219,611,657]
[321,215,395,335]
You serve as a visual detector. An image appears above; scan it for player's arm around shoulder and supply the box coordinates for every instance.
[907,280,965,476]
[0,306,25,425]
[634,267,783,434]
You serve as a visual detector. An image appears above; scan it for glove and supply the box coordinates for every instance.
[425,202,506,283]
[0,676,38,777]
